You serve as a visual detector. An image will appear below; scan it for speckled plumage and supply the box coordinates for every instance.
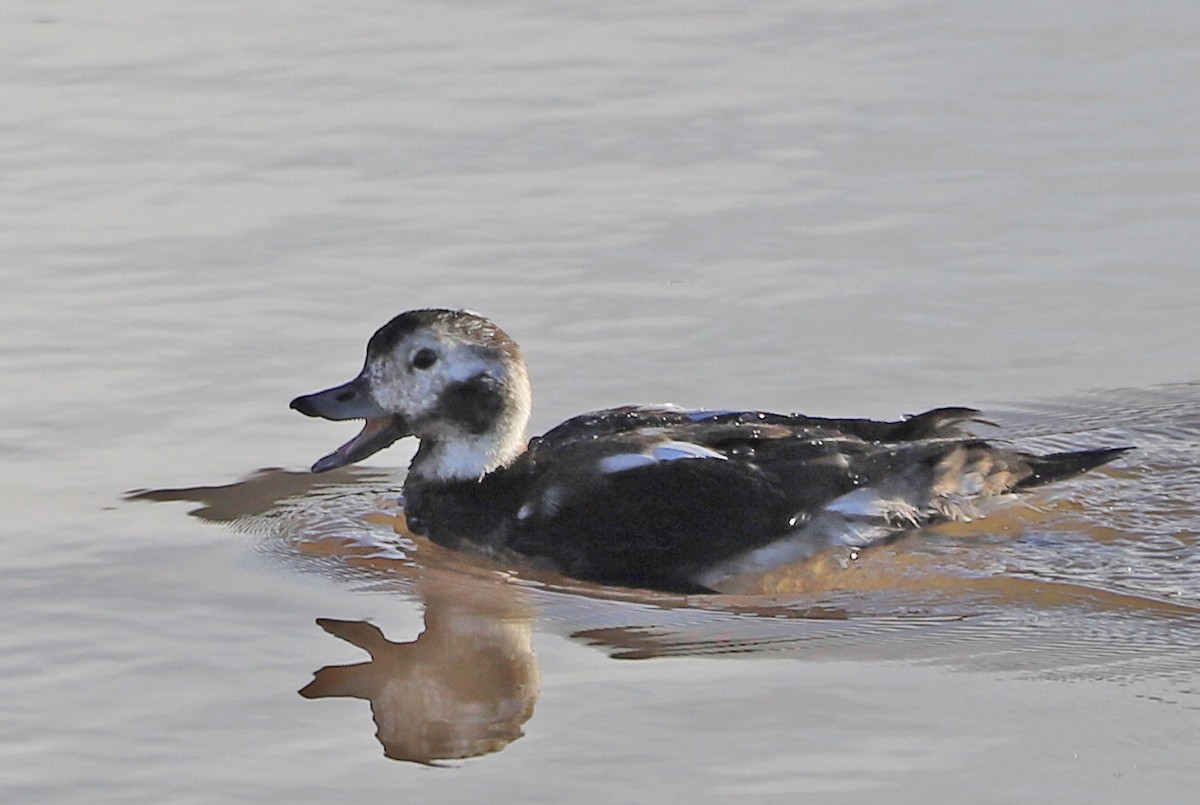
[291,309,1131,593]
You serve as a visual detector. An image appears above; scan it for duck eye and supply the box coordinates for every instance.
[411,348,438,370]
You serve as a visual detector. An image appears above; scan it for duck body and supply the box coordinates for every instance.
[291,309,1130,593]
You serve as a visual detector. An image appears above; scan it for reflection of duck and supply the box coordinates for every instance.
[300,583,539,764]
[291,309,1131,593]
[125,467,387,521]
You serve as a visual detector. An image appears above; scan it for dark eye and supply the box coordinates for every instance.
[411,348,438,370]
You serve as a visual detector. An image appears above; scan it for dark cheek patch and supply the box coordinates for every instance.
[440,377,504,435]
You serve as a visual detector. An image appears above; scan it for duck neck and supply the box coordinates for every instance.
[407,427,527,485]
[405,356,532,487]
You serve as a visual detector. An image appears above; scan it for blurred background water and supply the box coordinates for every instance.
[3,1,1200,801]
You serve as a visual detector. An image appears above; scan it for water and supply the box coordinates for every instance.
[4,1,1200,801]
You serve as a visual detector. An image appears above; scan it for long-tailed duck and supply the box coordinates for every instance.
[291,309,1130,593]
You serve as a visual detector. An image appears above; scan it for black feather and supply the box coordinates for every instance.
[1015,446,1134,489]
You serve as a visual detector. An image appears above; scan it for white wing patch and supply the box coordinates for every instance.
[597,453,659,474]
[653,441,727,461]
[597,440,728,475]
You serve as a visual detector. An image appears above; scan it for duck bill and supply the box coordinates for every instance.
[290,376,409,473]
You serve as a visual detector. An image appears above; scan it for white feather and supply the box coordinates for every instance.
[652,441,728,461]
[693,511,898,588]
[823,488,921,525]
[598,453,658,474]
[598,440,727,475]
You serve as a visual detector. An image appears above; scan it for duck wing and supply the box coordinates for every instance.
[521,405,987,501]
[507,442,794,592]
[506,407,1127,591]
[526,405,984,458]
[505,408,976,589]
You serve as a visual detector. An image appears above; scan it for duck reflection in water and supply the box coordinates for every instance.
[300,581,540,764]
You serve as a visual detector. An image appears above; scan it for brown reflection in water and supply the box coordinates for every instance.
[719,537,1200,615]
[125,466,391,521]
[300,579,539,765]
[129,452,1200,691]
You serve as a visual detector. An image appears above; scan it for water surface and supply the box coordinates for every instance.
[4,1,1200,801]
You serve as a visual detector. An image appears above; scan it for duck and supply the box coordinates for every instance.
[290,308,1131,594]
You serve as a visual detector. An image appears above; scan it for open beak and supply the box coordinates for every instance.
[290,375,409,473]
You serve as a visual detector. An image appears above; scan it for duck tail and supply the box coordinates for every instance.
[1014,446,1134,490]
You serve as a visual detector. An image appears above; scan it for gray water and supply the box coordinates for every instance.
[4,1,1200,802]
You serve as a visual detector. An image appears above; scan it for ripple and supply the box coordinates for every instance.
[139,384,1200,692]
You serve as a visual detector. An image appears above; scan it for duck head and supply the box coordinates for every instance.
[291,309,532,481]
